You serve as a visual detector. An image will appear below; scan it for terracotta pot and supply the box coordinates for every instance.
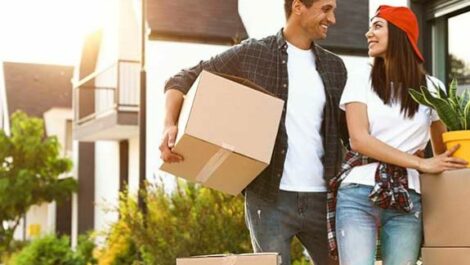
[443,130,470,167]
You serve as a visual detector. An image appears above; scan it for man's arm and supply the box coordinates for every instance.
[159,89,185,163]
[160,42,246,163]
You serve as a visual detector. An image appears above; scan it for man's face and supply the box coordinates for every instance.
[297,0,337,41]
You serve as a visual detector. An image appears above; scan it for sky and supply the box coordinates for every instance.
[0,0,109,65]
[0,0,468,66]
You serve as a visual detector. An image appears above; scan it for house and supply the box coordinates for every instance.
[70,0,369,245]
[70,0,470,246]
[0,61,74,240]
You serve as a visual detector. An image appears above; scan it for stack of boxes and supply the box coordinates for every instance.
[421,169,470,264]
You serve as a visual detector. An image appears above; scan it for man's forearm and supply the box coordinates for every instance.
[164,89,185,127]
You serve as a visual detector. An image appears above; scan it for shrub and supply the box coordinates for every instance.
[10,235,80,265]
[7,233,96,265]
[97,182,308,264]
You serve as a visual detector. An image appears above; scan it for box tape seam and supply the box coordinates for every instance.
[195,143,235,183]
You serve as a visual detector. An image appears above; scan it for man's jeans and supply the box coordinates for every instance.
[336,184,423,265]
[245,190,337,265]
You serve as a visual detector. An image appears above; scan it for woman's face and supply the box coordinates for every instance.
[365,17,388,58]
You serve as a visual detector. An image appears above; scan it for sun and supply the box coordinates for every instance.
[0,0,111,65]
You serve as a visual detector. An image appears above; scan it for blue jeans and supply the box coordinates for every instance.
[336,184,422,265]
[245,190,338,265]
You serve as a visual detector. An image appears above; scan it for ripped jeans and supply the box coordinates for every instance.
[245,190,337,265]
[336,183,423,265]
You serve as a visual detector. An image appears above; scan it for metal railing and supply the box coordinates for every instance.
[74,60,140,125]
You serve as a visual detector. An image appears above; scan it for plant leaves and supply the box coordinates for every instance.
[409,88,433,107]
[420,86,462,130]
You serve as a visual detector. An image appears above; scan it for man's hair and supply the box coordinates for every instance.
[371,23,426,119]
[284,0,315,19]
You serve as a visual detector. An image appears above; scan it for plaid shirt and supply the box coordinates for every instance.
[165,30,348,202]
[326,150,414,257]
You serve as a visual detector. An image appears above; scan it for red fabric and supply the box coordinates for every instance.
[376,5,424,62]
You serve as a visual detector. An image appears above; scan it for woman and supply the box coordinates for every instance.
[326,5,468,265]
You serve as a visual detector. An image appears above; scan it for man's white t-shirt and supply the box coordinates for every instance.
[280,42,327,192]
[339,65,443,193]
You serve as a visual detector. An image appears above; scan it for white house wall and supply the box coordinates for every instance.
[94,141,120,236]
[128,136,140,195]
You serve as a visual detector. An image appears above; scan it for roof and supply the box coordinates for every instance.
[147,0,248,45]
[3,62,73,118]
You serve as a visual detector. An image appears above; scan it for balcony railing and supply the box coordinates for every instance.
[73,60,140,141]
[74,60,140,125]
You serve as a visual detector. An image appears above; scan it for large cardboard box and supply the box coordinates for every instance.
[422,247,470,265]
[160,71,284,195]
[421,169,470,247]
[176,253,281,265]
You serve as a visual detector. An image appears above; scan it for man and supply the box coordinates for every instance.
[160,0,347,264]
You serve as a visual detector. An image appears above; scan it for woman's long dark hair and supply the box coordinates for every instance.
[371,22,426,119]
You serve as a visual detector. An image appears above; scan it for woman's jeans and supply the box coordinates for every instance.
[336,184,423,265]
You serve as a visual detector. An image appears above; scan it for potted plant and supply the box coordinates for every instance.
[409,79,470,165]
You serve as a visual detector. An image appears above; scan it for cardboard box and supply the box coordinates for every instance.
[421,169,470,247]
[160,71,284,195]
[422,247,470,265]
[176,253,281,265]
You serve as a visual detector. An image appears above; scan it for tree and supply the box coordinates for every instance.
[449,53,470,83]
[0,111,77,254]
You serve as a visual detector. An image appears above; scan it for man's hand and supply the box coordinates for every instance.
[159,125,184,163]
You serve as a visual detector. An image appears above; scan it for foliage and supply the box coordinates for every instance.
[97,182,308,265]
[9,235,76,265]
[76,233,98,265]
[410,79,470,130]
[449,54,470,83]
[6,233,96,265]
[0,111,77,254]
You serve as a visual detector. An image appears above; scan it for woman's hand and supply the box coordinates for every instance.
[418,144,468,174]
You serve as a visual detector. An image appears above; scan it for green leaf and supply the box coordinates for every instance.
[449,79,458,102]
[465,100,470,130]
[409,88,433,107]
[460,89,470,110]
[420,86,462,130]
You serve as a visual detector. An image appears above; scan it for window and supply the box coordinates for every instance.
[448,11,470,93]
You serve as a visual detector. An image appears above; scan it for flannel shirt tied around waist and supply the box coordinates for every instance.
[326,150,414,258]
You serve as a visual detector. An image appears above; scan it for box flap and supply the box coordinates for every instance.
[185,71,284,164]
[177,253,280,265]
[160,134,267,195]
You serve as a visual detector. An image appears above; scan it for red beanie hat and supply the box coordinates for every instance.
[375,5,424,62]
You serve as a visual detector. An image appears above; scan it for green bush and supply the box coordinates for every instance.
[97,182,309,265]
[10,235,79,265]
[7,234,96,265]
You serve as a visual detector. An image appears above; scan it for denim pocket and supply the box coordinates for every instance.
[339,182,360,190]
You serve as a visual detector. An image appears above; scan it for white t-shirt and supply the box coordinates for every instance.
[280,42,326,192]
[339,65,443,193]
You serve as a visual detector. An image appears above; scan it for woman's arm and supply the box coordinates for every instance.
[346,102,422,168]
[345,102,467,173]
[430,120,447,155]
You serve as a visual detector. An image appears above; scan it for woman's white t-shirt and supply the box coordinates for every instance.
[339,66,444,193]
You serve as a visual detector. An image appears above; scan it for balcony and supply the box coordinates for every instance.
[73,60,140,141]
